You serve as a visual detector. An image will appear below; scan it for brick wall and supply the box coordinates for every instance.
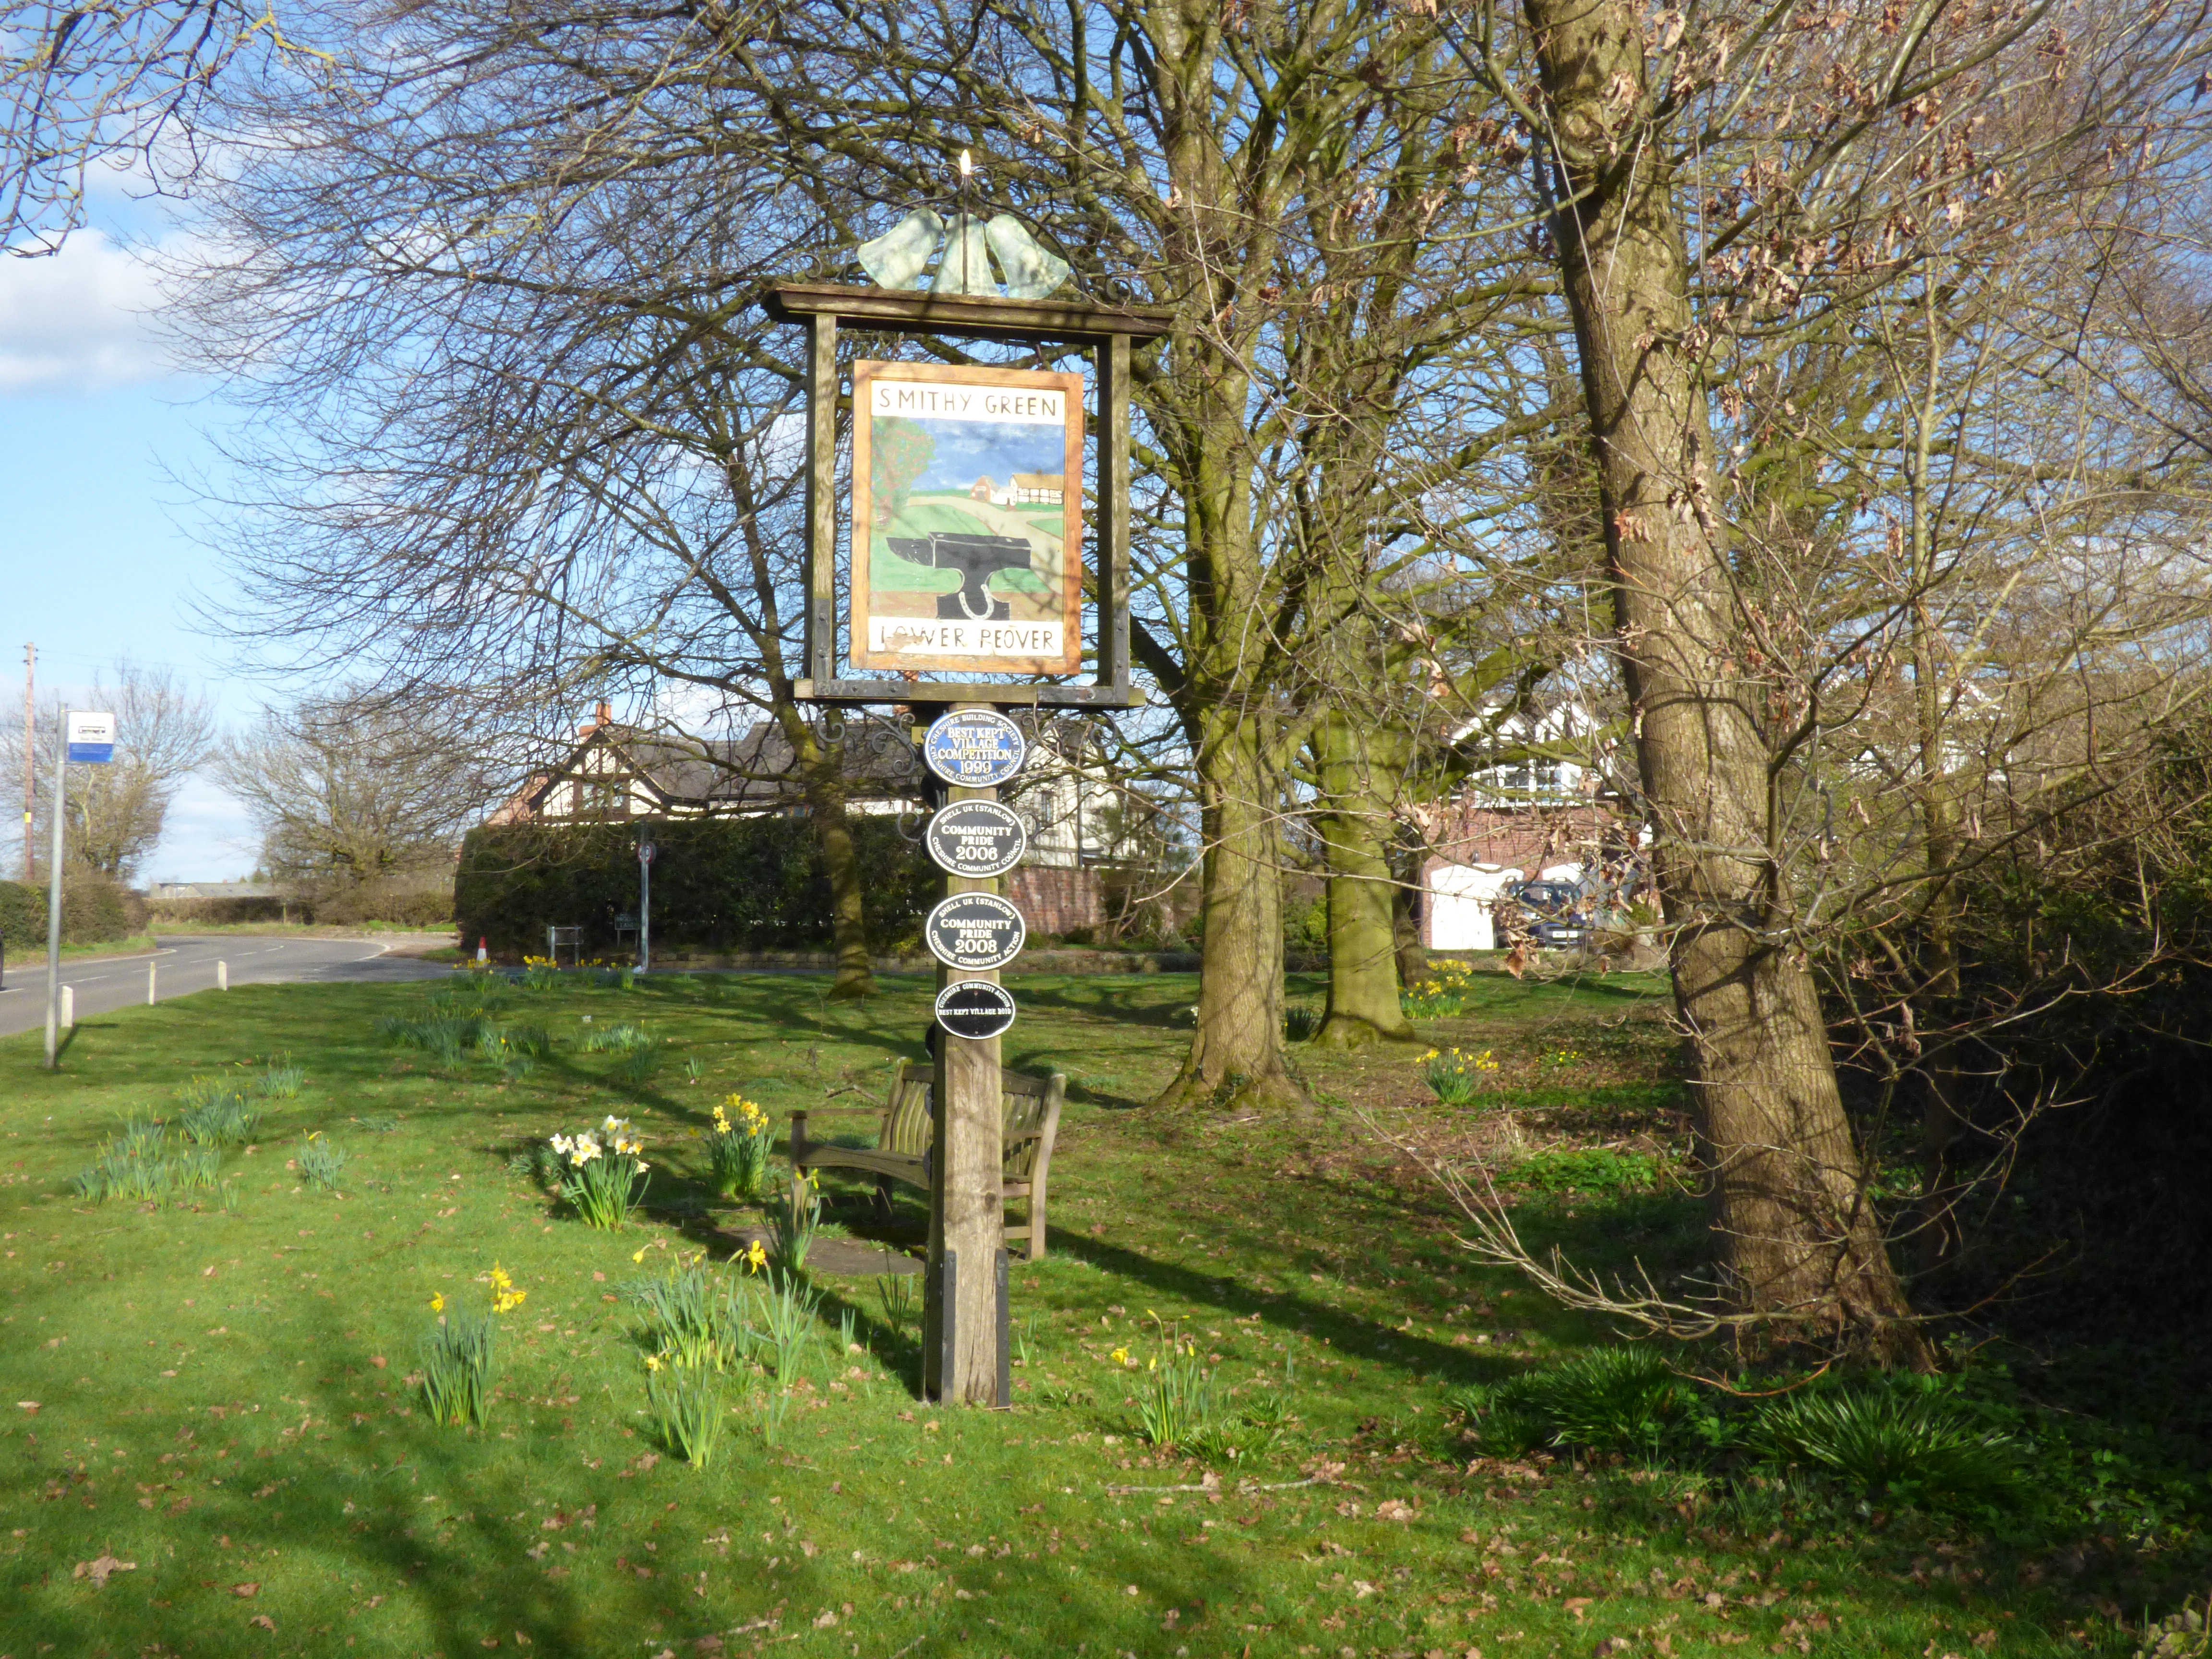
[1009,866,1105,935]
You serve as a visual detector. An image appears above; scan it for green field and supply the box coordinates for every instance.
[0,969,2188,1657]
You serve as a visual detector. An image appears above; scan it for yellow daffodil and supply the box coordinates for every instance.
[430,1293,445,1312]
[743,1240,767,1274]
[632,1247,647,1263]
[645,1354,663,1373]
[1110,1346,1129,1365]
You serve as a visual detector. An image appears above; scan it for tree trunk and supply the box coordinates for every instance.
[1313,711,1415,1047]
[1526,0,1920,1356]
[781,709,874,1001]
[1154,703,1298,1107]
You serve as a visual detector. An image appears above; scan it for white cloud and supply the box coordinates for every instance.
[144,771,258,884]
[0,229,177,392]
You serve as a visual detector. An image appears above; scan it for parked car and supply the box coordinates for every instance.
[1504,878,1595,949]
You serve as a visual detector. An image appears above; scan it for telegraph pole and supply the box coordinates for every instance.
[20,642,33,883]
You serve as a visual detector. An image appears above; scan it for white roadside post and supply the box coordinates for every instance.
[147,959,156,1005]
[60,984,72,1029]
[43,709,115,1068]
[218,960,228,991]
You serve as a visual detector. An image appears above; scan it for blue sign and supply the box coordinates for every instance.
[66,712,116,765]
[921,709,1027,787]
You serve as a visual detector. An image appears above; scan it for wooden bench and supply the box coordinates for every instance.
[787,1061,1066,1260]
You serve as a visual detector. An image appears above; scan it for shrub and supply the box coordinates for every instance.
[706,1095,776,1201]
[255,1058,306,1099]
[1134,1342,1222,1452]
[455,816,937,958]
[0,868,145,948]
[769,1174,822,1275]
[579,1021,653,1054]
[646,1362,726,1469]
[1402,965,1472,1019]
[1469,1346,1691,1461]
[71,1117,223,1204]
[548,1118,649,1228]
[178,1089,262,1147]
[420,1310,497,1429]
[1283,1004,1323,1043]
[1506,1147,1659,1193]
[1419,1046,1499,1105]
[1751,1384,2022,1510]
[295,1132,350,1190]
[623,1259,742,1371]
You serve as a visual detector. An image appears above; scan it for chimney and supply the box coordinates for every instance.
[580,699,613,735]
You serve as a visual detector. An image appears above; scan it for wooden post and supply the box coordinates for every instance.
[805,313,839,688]
[925,702,1010,1406]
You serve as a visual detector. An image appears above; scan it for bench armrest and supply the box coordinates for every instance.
[788,1106,885,1121]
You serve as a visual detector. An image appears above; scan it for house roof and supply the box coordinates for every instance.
[504,710,1112,823]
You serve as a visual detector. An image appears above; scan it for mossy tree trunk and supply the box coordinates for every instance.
[1313,710,1415,1048]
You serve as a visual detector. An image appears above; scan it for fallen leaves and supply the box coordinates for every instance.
[249,1613,276,1631]
[73,1554,136,1587]
[1374,1498,1416,1522]
[233,1581,261,1597]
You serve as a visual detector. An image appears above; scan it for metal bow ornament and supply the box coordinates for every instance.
[857,209,1071,300]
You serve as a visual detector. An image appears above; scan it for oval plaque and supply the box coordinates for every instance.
[925,800,1027,878]
[921,709,1028,787]
[935,980,1017,1040]
[923,891,1027,972]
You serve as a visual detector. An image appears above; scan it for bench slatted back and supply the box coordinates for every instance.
[887,1061,1063,1178]
[885,1063,935,1156]
[1000,1072,1060,1182]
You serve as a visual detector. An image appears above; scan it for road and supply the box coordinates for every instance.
[0,935,453,1039]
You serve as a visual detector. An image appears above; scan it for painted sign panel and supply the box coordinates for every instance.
[65,710,116,764]
[921,709,1028,787]
[935,980,1017,1040]
[850,360,1083,674]
[925,800,1027,878]
[923,892,1027,972]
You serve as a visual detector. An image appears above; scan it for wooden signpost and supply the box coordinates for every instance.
[762,271,1168,1407]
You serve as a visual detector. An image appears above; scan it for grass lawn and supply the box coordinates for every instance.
[0,968,2172,1658]
[1,934,157,971]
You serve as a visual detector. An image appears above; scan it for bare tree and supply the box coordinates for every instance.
[0,661,214,878]
[0,1,333,249]
[214,693,493,891]
[1419,0,2212,1355]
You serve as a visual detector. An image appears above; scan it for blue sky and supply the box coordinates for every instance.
[2,190,262,883]
[900,416,1066,495]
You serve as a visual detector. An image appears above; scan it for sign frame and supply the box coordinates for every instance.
[923,891,1028,973]
[759,282,1169,709]
[850,360,1084,676]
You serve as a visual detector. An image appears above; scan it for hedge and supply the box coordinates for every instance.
[453,817,936,957]
[0,871,148,950]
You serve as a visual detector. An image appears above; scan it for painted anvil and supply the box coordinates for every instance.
[888,531,1033,621]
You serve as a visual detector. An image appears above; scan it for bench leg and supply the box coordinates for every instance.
[1026,1174,1047,1261]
